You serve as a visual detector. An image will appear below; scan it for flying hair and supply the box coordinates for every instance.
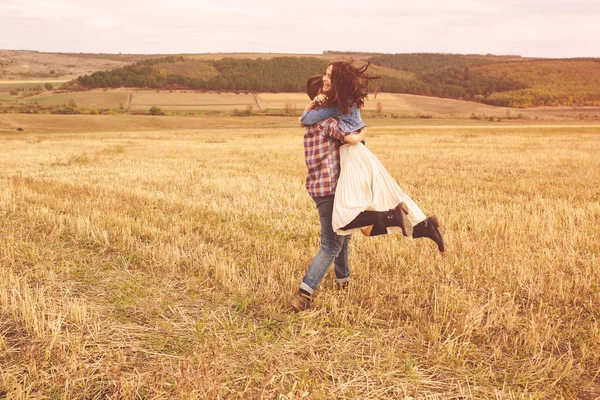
[306,74,323,101]
[324,60,380,115]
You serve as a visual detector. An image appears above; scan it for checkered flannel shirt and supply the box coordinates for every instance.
[303,118,348,197]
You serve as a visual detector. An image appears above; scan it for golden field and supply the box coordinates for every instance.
[18,90,509,116]
[4,88,597,121]
[1,116,600,398]
[24,90,131,109]
[130,91,258,111]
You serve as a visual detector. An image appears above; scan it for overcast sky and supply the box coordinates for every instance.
[1,0,599,57]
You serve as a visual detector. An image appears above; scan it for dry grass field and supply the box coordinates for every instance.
[0,81,67,104]
[128,91,513,116]
[253,92,496,116]
[24,90,132,109]
[17,89,509,116]
[130,91,259,112]
[0,114,301,133]
[4,85,599,122]
[1,117,600,399]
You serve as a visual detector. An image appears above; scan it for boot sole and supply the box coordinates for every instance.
[398,202,413,237]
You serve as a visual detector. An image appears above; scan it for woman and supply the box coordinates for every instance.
[291,60,444,312]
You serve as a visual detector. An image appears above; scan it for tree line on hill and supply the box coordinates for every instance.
[71,56,331,92]
[68,55,525,101]
[369,54,600,106]
[66,54,600,107]
[369,53,529,101]
[368,53,496,74]
[376,67,527,101]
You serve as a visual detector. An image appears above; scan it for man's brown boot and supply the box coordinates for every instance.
[290,289,312,312]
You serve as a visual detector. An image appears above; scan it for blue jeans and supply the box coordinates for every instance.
[300,195,351,294]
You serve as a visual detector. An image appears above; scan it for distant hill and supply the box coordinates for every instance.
[365,54,600,106]
[0,50,155,80]
[52,52,600,108]
[473,59,600,107]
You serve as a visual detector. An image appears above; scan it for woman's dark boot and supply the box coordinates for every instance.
[368,224,388,236]
[377,202,413,237]
[412,216,445,252]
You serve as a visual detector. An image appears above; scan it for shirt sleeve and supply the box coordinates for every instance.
[300,106,341,126]
[321,119,347,142]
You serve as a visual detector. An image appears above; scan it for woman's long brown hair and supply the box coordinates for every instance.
[324,60,379,114]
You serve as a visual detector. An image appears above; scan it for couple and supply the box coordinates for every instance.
[291,60,445,312]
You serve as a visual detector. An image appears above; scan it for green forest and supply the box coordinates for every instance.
[67,54,600,108]
[71,57,330,92]
[369,54,600,106]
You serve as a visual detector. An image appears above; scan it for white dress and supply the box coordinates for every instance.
[333,143,427,236]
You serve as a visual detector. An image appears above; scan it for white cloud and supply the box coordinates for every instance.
[0,0,599,57]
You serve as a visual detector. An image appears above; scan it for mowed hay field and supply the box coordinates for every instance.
[130,91,259,111]
[0,81,66,103]
[9,88,511,117]
[24,90,131,109]
[10,87,600,120]
[124,91,511,116]
[1,119,600,398]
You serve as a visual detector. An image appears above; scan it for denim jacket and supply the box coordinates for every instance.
[300,104,366,133]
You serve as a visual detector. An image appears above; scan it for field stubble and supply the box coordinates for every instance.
[1,121,600,398]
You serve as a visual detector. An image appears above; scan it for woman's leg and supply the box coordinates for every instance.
[340,211,379,230]
[340,202,413,237]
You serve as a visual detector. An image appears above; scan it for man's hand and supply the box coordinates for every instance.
[344,128,368,144]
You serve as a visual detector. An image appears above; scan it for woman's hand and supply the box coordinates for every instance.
[312,94,327,106]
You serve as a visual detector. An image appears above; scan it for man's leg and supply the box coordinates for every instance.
[333,235,351,288]
[299,196,346,295]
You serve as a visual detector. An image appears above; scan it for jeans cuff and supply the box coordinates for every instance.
[336,276,351,284]
[299,282,314,295]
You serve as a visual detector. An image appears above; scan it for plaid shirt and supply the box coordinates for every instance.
[303,118,348,197]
